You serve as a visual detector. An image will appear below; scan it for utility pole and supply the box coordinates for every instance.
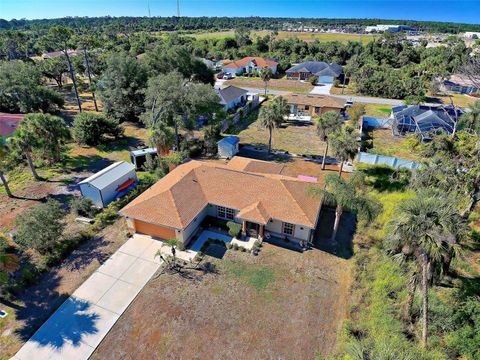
[177,0,180,17]
[147,0,151,17]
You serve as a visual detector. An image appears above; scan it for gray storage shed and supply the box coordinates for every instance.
[79,161,137,208]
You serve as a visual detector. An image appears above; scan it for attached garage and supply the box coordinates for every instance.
[133,220,176,240]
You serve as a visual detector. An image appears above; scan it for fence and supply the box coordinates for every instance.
[357,152,421,170]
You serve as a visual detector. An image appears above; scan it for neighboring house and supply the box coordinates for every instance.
[464,32,480,39]
[120,158,323,247]
[391,104,463,140]
[286,61,343,83]
[440,74,480,94]
[0,113,24,144]
[42,49,80,60]
[217,136,239,159]
[223,57,278,75]
[79,161,137,208]
[217,85,249,110]
[198,58,215,68]
[130,148,158,170]
[282,93,346,117]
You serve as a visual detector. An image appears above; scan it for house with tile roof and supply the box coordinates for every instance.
[120,158,323,248]
[281,93,346,118]
[223,57,278,76]
[286,61,343,84]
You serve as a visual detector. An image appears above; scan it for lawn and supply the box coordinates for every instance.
[191,30,378,44]
[225,77,314,93]
[92,243,352,359]
[365,128,420,161]
[363,103,393,118]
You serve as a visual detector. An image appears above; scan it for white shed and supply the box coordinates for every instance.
[217,136,240,159]
[79,161,137,208]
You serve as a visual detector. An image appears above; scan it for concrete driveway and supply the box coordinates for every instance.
[310,83,333,95]
[13,236,163,360]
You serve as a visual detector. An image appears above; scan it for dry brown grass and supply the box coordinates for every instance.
[225,78,314,93]
[92,244,352,359]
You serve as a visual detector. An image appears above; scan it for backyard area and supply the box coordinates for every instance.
[92,242,353,359]
[363,127,420,161]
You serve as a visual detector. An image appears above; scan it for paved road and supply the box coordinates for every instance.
[13,236,163,360]
[219,83,405,106]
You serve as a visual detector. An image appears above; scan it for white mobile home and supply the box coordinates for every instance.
[79,161,137,208]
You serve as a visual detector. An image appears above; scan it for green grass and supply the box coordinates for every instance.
[223,260,275,293]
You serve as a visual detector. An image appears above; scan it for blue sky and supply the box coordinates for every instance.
[1,1,479,24]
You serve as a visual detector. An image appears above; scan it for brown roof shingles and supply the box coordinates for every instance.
[120,158,322,229]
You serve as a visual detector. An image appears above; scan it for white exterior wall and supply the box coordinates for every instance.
[265,219,312,242]
[99,169,137,207]
[79,184,103,208]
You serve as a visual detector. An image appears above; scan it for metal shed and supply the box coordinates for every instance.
[79,161,137,208]
[217,136,240,159]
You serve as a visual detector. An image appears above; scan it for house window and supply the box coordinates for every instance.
[315,107,320,113]
[304,105,310,110]
[282,222,295,236]
[217,206,235,220]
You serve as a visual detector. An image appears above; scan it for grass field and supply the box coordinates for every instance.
[189,30,378,44]
[92,243,352,359]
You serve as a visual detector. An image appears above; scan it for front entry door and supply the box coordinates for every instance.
[247,222,259,238]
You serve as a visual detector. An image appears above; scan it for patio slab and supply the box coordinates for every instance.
[13,236,163,360]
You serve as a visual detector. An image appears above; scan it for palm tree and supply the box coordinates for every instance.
[329,127,359,176]
[457,100,480,133]
[259,96,289,153]
[309,173,381,243]
[260,66,273,96]
[385,191,467,347]
[149,122,175,157]
[0,144,13,197]
[10,122,40,181]
[316,111,344,170]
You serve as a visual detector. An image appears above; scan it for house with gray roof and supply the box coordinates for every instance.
[216,86,249,110]
[79,161,137,208]
[286,61,343,84]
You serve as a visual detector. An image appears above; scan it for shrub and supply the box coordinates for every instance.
[93,206,119,230]
[176,241,185,251]
[226,242,233,249]
[0,233,9,252]
[20,268,36,286]
[71,197,98,218]
[308,75,318,85]
[72,112,124,146]
[14,200,65,255]
[227,221,242,238]
[232,243,239,251]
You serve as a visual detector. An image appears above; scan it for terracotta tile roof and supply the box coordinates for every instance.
[236,201,270,225]
[282,93,346,109]
[227,156,284,174]
[120,159,322,229]
[223,57,278,69]
[0,113,24,138]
